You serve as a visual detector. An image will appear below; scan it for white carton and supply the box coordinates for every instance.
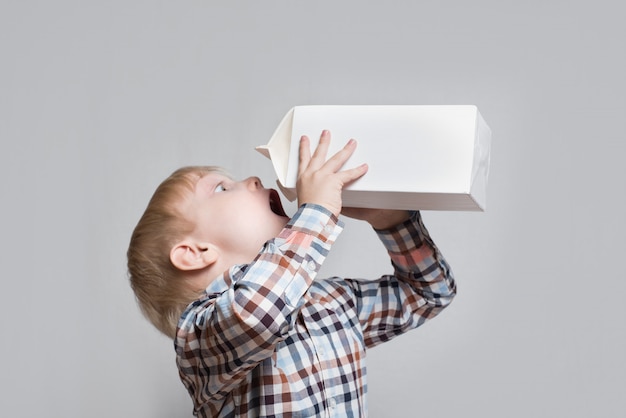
[256,105,491,211]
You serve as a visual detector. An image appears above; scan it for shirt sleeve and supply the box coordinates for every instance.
[349,211,457,348]
[175,204,343,403]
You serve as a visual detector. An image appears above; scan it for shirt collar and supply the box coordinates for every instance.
[203,263,247,296]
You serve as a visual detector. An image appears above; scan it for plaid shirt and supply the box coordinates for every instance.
[175,204,456,417]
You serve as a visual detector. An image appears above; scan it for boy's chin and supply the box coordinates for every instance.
[274,214,291,227]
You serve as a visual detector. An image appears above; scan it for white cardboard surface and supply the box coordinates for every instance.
[256,105,491,211]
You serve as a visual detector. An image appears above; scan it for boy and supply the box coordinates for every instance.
[128,131,456,417]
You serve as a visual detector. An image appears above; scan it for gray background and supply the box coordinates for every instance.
[1,1,624,417]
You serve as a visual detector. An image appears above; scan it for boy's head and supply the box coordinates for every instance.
[127,166,290,338]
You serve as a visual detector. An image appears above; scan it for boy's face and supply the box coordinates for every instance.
[184,172,290,265]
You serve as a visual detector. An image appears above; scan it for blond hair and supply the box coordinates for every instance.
[127,166,229,339]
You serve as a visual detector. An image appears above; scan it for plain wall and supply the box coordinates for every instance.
[1,1,624,417]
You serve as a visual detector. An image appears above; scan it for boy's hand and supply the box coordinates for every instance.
[297,130,368,217]
[341,207,411,230]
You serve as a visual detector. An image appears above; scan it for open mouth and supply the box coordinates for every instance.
[269,189,288,217]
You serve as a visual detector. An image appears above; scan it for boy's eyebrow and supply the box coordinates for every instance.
[196,176,212,194]
[197,174,224,196]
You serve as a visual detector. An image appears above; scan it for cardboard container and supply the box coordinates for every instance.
[256,105,491,211]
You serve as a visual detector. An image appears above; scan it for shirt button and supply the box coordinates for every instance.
[329,398,337,408]
[307,260,316,271]
[324,224,334,233]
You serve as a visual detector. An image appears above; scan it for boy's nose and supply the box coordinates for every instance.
[243,176,262,191]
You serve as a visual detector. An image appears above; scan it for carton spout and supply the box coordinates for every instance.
[255,145,271,160]
[255,107,295,187]
[276,180,297,202]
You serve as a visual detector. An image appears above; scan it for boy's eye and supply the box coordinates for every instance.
[214,183,226,193]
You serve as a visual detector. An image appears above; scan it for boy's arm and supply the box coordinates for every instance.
[347,210,456,348]
[176,204,342,403]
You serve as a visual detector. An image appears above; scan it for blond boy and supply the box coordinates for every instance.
[128,131,456,417]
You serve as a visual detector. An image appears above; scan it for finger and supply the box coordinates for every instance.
[322,138,358,173]
[337,163,369,185]
[308,130,331,170]
[298,135,311,176]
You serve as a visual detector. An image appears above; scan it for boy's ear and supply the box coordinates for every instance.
[170,241,218,272]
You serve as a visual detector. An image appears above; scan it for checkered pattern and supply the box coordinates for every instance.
[175,205,456,417]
